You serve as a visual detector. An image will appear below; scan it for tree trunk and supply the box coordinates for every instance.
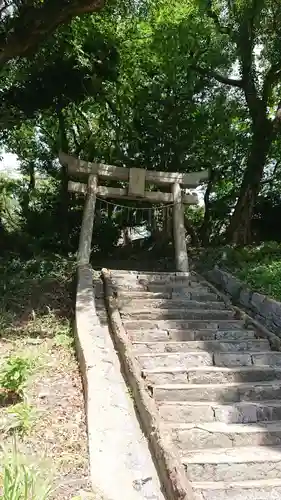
[227,120,272,244]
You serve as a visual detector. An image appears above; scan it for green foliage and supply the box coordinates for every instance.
[1,0,281,252]
[5,402,38,436]
[195,242,281,300]
[0,357,32,396]
[0,445,52,500]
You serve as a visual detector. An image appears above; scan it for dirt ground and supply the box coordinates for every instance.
[0,255,93,499]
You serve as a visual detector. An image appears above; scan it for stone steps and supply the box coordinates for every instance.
[116,282,210,291]
[143,365,281,384]
[153,380,281,402]
[183,446,281,482]
[121,308,236,320]
[110,268,281,499]
[124,319,246,331]
[120,298,226,310]
[192,479,281,500]
[137,351,281,369]
[166,420,281,450]
[159,400,281,424]
[118,290,219,301]
[132,339,269,354]
[129,328,257,342]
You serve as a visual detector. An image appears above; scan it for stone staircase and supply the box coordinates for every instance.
[110,269,281,500]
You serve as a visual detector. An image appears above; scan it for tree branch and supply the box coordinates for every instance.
[193,65,244,88]
[0,0,105,67]
[262,64,281,104]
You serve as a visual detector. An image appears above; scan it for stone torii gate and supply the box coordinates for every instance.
[59,152,208,272]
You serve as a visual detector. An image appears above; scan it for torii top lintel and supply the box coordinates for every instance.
[59,152,209,189]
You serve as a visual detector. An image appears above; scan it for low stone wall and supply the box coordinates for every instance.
[206,265,281,337]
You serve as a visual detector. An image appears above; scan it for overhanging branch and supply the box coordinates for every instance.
[0,0,105,66]
[193,65,244,89]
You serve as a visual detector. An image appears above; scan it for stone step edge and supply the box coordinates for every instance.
[137,350,279,358]
[122,308,235,315]
[143,365,281,375]
[192,478,281,490]
[182,445,281,464]
[158,399,281,409]
[152,380,281,391]
[124,319,246,326]
[164,420,281,432]
[133,339,268,346]
[101,268,195,500]
[110,270,191,276]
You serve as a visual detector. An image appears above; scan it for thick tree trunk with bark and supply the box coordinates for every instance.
[227,119,273,244]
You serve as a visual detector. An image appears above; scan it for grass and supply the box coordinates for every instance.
[0,443,53,500]
[193,241,281,301]
[0,253,92,499]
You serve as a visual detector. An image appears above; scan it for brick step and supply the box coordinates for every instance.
[153,380,281,402]
[137,351,281,370]
[143,365,281,385]
[166,420,281,451]
[129,328,256,342]
[124,319,246,331]
[158,400,281,424]
[120,299,226,311]
[118,291,219,301]
[132,339,269,355]
[183,446,281,482]
[121,308,235,320]
[192,478,281,500]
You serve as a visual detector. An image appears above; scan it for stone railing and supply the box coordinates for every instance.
[206,266,281,337]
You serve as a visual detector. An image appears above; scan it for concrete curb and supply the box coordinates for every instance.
[101,267,194,500]
[74,265,165,500]
[74,265,110,499]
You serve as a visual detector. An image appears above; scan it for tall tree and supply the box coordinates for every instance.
[193,0,281,243]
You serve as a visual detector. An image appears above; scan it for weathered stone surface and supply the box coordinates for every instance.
[129,329,170,342]
[172,291,218,301]
[169,421,281,451]
[184,446,281,482]
[122,308,235,320]
[159,402,216,423]
[137,352,214,369]
[120,299,226,311]
[214,352,252,366]
[153,380,281,402]
[252,352,281,365]
[76,268,165,500]
[132,339,268,355]
[192,481,281,500]
[108,267,281,500]
[159,401,281,424]
[145,365,281,385]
